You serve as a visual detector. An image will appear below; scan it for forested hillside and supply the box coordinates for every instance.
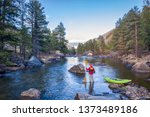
[77,0,150,56]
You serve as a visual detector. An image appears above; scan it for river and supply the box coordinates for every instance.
[0,57,150,100]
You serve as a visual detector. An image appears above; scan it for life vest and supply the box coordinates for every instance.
[89,67,94,72]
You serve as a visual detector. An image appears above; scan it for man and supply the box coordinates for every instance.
[86,64,95,83]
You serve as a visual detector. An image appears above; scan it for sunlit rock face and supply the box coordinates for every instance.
[69,64,85,74]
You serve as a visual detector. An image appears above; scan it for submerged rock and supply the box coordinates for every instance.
[109,83,124,89]
[69,64,85,74]
[21,88,41,99]
[27,56,42,67]
[75,93,119,100]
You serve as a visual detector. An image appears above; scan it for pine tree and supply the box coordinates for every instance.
[141,1,150,50]
[111,6,141,56]
[18,0,31,59]
[52,22,68,53]
[0,0,20,50]
[27,0,48,57]
[77,43,84,55]
[125,6,141,57]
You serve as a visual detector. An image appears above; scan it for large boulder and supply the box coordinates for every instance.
[69,64,85,74]
[142,55,150,61]
[27,56,42,67]
[21,88,41,99]
[55,50,64,57]
[132,61,150,73]
[121,54,139,67]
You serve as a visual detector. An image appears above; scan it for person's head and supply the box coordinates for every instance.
[90,64,93,67]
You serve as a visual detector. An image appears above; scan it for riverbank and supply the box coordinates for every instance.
[109,83,150,100]
[0,53,64,77]
[116,54,150,73]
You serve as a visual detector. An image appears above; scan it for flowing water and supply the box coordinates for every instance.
[0,57,150,100]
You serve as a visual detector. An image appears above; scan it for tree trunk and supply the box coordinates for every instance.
[14,45,17,54]
[135,23,138,58]
[0,38,4,50]
[22,45,26,60]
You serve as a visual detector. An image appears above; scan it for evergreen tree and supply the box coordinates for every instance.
[52,22,68,53]
[27,0,48,57]
[93,39,99,54]
[98,36,106,54]
[77,43,84,55]
[125,6,141,56]
[141,1,150,50]
[0,0,20,50]
[18,0,31,59]
[112,6,141,56]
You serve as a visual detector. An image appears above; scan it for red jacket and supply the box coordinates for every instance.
[86,66,95,75]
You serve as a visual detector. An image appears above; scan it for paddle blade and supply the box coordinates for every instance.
[83,77,86,83]
[84,60,88,66]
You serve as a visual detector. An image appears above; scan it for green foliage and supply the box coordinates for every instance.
[141,4,150,50]
[0,0,21,50]
[67,47,76,55]
[47,22,68,53]
[111,6,142,55]
[0,51,11,64]
[77,43,85,55]
[0,0,69,65]
[77,36,107,55]
[27,0,49,56]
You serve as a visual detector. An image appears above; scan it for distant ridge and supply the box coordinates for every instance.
[68,42,79,49]
[82,29,114,46]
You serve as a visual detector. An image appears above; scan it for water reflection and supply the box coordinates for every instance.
[89,82,94,95]
[0,57,150,100]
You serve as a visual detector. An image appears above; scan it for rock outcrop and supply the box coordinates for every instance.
[132,61,150,73]
[108,83,150,100]
[21,88,41,99]
[120,54,150,73]
[69,64,85,74]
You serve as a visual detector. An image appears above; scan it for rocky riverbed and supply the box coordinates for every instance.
[75,83,150,100]
[109,83,150,100]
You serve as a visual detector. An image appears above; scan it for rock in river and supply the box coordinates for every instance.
[109,83,125,89]
[69,64,85,74]
[21,88,41,99]
[75,93,120,100]
[27,56,42,67]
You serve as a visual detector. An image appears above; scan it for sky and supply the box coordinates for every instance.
[40,0,143,43]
